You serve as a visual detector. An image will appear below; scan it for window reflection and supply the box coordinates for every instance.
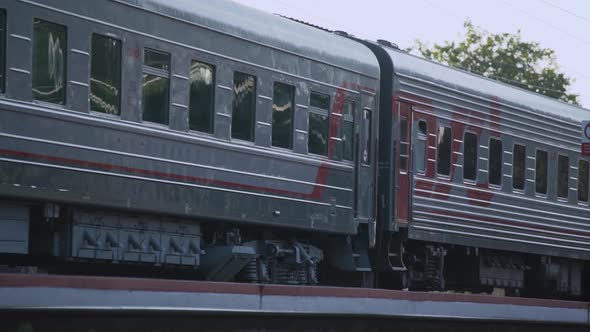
[399,118,408,172]
[189,61,216,133]
[142,74,169,125]
[557,155,569,199]
[0,10,5,93]
[144,49,169,71]
[361,109,371,165]
[32,18,66,104]
[231,72,256,140]
[436,126,452,176]
[489,138,502,186]
[272,82,295,149]
[142,49,170,125]
[463,132,478,181]
[309,112,328,155]
[342,101,355,161]
[308,92,330,156]
[91,34,121,115]
[512,144,526,190]
[579,160,589,203]
[536,150,548,194]
[415,120,427,173]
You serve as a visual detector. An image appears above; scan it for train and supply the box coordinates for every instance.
[0,0,589,298]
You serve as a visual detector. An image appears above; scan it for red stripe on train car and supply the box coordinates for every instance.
[417,206,590,237]
[0,148,332,200]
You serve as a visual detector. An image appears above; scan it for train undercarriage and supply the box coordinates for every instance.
[0,201,322,286]
[0,201,588,300]
[376,232,588,299]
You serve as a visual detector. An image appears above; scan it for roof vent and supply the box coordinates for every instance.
[377,39,399,49]
[334,30,350,37]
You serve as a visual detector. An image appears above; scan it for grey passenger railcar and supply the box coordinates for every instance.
[363,41,590,297]
[0,0,379,284]
[1,0,589,298]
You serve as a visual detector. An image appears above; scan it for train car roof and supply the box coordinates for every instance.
[116,0,380,78]
[386,48,590,123]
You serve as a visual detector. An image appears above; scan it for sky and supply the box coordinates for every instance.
[233,0,590,108]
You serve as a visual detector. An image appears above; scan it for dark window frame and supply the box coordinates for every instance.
[399,117,409,173]
[436,125,452,177]
[578,159,589,204]
[230,71,256,141]
[271,81,295,150]
[512,143,526,192]
[0,9,6,93]
[341,99,355,162]
[310,91,330,110]
[488,137,503,187]
[90,33,122,116]
[462,131,478,183]
[308,91,330,157]
[141,48,170,126]
[557,154,569,200]
[415,120,428,174]
[32,17,67,105]
[535,149,549,196]
[188,60,216,134]
[360,108,372,166]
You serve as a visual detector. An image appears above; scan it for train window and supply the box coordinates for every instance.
[32,18,66,104]
[142,49,170,125]
[310,92,330,110]
[231,72,256,140]
[308,92,330,156]
[579,160,589,203]
[436,126,452,176]
[90,34,121,115]
[557,155,569,199]
[415,120,427,173]
[0,10,5,93]
[399,117,408,172]
[512,144,526,190]
[361,108,372,165]
[272,82,295,149]
[189,61,216,134]
[341,100,355,161]
[463,132,478,181]
[488,138,502,186]
[535,150,548,195]
[144,49,169,71]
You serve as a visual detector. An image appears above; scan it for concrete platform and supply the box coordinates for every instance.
[0,273,588,325]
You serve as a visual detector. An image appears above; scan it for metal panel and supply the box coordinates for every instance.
[114,0,379,78]
[71,211,202,266]
[0,0,378,238]
[0,203,29,254]
[388,48,590,123]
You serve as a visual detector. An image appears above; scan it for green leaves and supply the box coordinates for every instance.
[410,20,579,105]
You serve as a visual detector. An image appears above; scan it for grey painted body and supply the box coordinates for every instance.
[1,0,589,282]
[0,0,379,237]
[385,48,590,260]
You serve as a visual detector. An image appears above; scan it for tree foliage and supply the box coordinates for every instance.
[411,20,579,104]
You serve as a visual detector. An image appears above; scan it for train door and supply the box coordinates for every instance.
[395,102,412,226]
[355,91,376,225]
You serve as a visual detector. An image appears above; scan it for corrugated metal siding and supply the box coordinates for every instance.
[389,48,590,123]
